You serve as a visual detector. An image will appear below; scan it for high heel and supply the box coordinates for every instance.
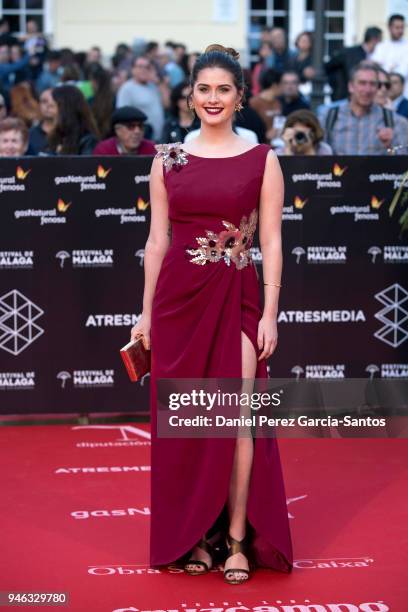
[223,533,251,584]
[184,536,215,575]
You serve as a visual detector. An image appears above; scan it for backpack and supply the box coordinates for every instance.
[325,104,395,139]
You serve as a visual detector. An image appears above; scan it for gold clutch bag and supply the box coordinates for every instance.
[120,337,151,382]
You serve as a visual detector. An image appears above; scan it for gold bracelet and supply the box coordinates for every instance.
[263,282,282,287]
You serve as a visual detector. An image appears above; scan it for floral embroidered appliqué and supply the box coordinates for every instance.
[186,208,258,270]
[154,142,189,172]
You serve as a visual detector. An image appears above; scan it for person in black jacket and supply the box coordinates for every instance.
[389,72,408,119]
[161,80,198,143]
[325,27,382,100]
[278,71,310,115]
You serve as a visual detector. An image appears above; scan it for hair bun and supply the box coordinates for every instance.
[204,44,240,60]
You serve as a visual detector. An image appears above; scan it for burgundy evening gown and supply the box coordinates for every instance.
[149,142,293,573]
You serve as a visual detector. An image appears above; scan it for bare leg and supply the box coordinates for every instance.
[224,331,257,581]
[185,332,257,575]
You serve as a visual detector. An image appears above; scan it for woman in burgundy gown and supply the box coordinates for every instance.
[131,44,293,584]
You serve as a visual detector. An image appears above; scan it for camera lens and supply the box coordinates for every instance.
[294,131,308,144]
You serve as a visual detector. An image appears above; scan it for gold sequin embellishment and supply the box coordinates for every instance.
[154,142,189,172]
[186,208,258,270]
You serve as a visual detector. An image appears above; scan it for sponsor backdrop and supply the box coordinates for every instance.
[0,156,407,415]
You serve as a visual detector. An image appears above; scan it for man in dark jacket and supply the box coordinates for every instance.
[389,72,408,119]
[278,71,310,115]
[93,106,156,156]
[325,27,383,100]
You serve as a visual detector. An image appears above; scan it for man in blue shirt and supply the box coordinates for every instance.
[0,44,30,93]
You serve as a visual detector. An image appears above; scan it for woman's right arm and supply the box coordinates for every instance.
[130,154,171,348]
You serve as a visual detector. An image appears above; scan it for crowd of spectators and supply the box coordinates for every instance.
[2,13,408,157]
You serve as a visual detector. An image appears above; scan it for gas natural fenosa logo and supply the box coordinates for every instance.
[0,165,31,194]
[332,162,347,176]
[330,197,382,221]
[96,164,111,179]
[94,199,149,224]
[282,196,307,221]
[16,165,31,180]
[294,195,308,209]
[54,165,111,191]
[291,165,344,189]
[57,198,71,212]
[370,195,384,209]
[14,198,72,225]
[137,197,149,211]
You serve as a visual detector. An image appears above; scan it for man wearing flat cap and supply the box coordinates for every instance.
[93,106,156,155]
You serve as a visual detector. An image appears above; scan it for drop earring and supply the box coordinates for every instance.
[235,102,243,112]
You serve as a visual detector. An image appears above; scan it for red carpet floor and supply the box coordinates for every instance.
[0,423,407,611]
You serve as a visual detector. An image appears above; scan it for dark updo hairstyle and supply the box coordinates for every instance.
[189,43,246,106]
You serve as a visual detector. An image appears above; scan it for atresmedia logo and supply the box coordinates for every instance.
[0,290,44,355]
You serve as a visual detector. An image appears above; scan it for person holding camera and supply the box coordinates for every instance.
[275,109,332,155]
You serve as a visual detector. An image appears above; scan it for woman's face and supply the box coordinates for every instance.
[191,67,241,125]
[283,121,315,153]
[297,34,311,53]
[178,87,190,113]
[40,89,58,120]
[0,129,26,156]
[374,73,391,106]
[10,45,22,62]
[0,95,7,120]
[51,93,61,120]
[259,43,272,59]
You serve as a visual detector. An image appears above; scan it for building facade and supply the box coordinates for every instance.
[0,0,403,64]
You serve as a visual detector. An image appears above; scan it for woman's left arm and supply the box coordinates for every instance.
[257,149,284,361]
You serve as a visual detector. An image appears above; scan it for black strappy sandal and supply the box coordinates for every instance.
[184,535,216,575]
[223,533,251,584]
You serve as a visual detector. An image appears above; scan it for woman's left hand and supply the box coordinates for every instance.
[257,315,278,360]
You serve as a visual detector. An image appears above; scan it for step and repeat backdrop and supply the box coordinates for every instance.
[0,155,407,415]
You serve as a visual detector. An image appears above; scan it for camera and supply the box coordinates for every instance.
[293,131,309,144]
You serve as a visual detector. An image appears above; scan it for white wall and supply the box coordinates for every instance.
[52,0,247,60]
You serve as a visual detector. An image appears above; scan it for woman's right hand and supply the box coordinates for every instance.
[282,127,297,155]
[130,314,151,350]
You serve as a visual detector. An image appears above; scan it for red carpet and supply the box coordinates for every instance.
[0,423,407,611]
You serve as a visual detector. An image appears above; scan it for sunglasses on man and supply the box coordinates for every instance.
[378,81,391,90]
[116,122,144,131]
